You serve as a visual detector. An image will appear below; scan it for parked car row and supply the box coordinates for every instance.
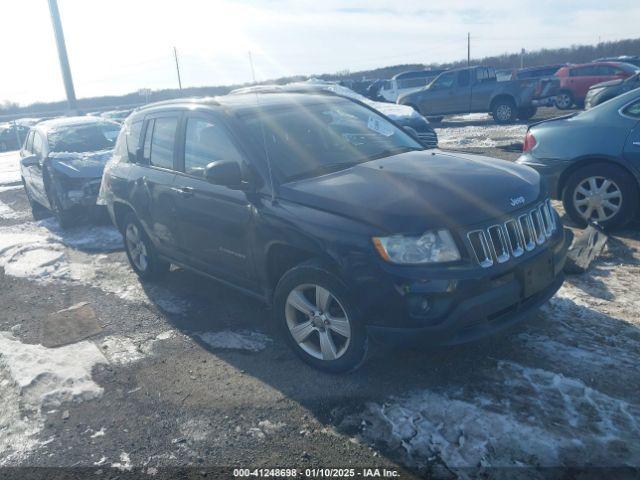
[19,89,572,372]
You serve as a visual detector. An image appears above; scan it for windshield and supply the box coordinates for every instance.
[239,99,424,182]
[48,121,121,153]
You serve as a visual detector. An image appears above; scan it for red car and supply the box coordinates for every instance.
[554,62,639,109]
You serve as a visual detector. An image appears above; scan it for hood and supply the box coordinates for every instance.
[48,149,113,178]
[279,150,541,233]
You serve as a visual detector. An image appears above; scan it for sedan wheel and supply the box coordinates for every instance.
[285,284,351,361]
[572,176,622,223]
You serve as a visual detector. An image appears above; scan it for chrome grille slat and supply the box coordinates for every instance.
[468,200,558,268]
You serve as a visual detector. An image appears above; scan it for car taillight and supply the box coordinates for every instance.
[523,131,537,152]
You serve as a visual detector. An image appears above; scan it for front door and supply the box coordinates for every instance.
[172,113,256,287]
[622,102,640,168]
[133,114,182,256]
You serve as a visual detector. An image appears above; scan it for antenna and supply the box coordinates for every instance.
[248,50,277,203]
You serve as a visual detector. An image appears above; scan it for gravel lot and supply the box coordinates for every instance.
[1,109,639,479]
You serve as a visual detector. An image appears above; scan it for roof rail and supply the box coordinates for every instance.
[229,85,340,97]
[134,96,220,112]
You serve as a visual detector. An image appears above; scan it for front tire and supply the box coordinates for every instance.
[122,212,170,279]
[562,163,638,230]
[491,98,517,124]
[22,178,49,221]
[43,168,76,229]
[274,260,368,373]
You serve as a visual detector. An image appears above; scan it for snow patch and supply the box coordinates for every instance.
[0,199,26,220]
[0,151,21,186]
[436,124,526,149]
[355,362,640,471]
[0,332,107,465]
[99,330,176,365]
[195,330,271,351]
[112,451,132,471]
[0,221,190,313]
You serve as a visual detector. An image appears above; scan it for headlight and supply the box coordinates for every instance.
[373,229,461,264]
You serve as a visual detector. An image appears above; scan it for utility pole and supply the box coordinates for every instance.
[173,46,183,90]
[520,48,525,69]
[467,33,470,67]
[48,0,77,112]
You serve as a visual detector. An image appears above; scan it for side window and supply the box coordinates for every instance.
[149,117,178,169]
[33,132,44,157]
[571,66,595,77]
[184,118,244,177]
[126,120,143,162]
[25,131,35,152]
[458,70,470,87]
[432,72,456,90]
[623,100,640,118]
[142,119,154,164]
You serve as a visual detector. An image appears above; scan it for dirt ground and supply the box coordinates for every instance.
[0,109,639,479]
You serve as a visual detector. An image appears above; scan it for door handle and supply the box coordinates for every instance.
[171,186,195,197]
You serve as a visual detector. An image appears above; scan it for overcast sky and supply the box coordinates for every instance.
[1,0,639,105]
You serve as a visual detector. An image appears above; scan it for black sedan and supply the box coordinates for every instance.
[19,116,120,228]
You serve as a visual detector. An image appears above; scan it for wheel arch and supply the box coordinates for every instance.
[111,200,137,233]
[557,156,640,199]
[490,93,517,111]
[264,241,342,301]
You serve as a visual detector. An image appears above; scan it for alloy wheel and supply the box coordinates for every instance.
[556,93,571,109]
[285,284,351,361]
[573,176,622,222]
[496,104,512,122]
[125,223,149,272]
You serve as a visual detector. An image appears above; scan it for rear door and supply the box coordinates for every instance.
[132,113,182,256]
[172,112,256,287]
[568,66,599,100]
[470,67,496,111]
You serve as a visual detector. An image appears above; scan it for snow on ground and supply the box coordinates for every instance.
[99,330,177,365]
[0,219,190,314]
[195,330,272,351]
[0,151,21,186]
[0,332,108,466]
[0,198,27,220]
[436,123,527,150]
[357,361,639,472]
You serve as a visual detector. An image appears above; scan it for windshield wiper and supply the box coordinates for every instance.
[284,162,361,182]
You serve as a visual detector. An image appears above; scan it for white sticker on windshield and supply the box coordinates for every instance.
[367,116,394,137]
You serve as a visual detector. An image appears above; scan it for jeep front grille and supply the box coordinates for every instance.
[468,200,557,268]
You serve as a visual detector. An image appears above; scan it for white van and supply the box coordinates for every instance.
[379,69,446,103]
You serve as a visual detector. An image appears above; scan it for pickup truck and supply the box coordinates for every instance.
[397,66,546,124]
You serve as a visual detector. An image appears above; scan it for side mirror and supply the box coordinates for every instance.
[205,160,245,189]
[21,154,39,167]
[403,126,420,142]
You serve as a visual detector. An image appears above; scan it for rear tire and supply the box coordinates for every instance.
[274,260,368,373]
[122,212,170,280]
[555,91,574,110]
[517,106,538,121]
[491,98,517,124]
[562,163,638,230]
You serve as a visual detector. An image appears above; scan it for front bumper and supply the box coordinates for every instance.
[360,227,572,347]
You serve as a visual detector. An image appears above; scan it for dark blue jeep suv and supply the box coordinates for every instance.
[100,92,570,372]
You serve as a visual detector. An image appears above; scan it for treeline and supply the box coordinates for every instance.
[3,37,639,117]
